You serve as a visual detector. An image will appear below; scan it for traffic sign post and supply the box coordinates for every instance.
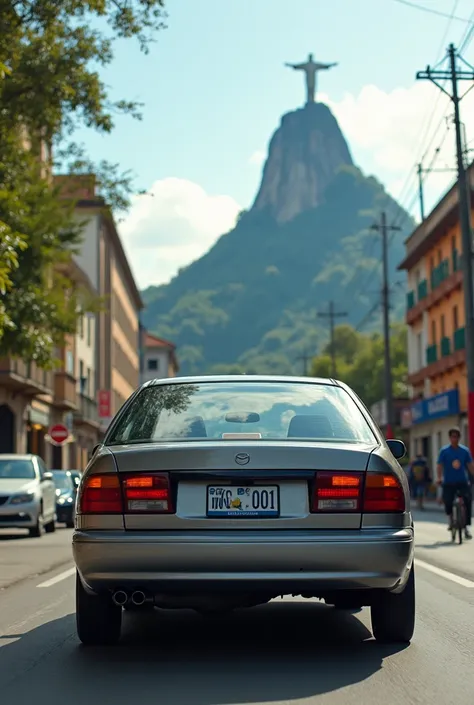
[48,424,69,446]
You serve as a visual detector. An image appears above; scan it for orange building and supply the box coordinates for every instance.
[398,167,472,470]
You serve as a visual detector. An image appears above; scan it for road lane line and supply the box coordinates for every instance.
[415,558,474,588]
[36,567,75,588]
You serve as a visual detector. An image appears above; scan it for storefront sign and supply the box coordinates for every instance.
[410,388,459,425]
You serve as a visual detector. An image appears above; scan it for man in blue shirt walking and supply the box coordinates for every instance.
[436,427,474,539]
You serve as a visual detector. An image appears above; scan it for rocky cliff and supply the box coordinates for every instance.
[142,102,413,375]
[252,103,353,222]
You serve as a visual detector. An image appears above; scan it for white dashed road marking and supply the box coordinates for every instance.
[415,558,474,589]
[36,567,76,588]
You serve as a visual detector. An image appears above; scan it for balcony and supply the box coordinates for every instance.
[0,357,53,396]
[73,393,100,427]
[454,326,465,351]
[53,372,77,410]
[417,279,428,300]
[430,259,450,291]
[407,290,415,310]
[441,336,451,357]
[426,344,437,365]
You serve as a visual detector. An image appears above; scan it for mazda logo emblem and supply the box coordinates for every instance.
[235,453,250,466]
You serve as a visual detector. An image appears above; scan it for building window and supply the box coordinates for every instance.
[87,368,92,397]
[451,235,456,251]
[79,315,84,339]
[437,249,442,265]
[66,350,74,375]
[79,361,85,394]
[147,358,159,371]
[87,315,92,347]
[431,320,436,344]
[453,305,459,330]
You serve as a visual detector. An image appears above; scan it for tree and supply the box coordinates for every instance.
[310,323,408,408]
[0,0,167,363]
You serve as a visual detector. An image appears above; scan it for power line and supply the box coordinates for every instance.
[317,302,347,378]
[392,0,471,23]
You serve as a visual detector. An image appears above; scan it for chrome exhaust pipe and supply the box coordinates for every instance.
[131,590,146,606]
[112,589,128,606]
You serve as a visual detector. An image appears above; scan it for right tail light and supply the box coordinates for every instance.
[310,471,405,513]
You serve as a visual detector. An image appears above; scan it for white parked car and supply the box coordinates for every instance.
[0,454,56,537]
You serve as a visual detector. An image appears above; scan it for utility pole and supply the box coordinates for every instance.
[417,163,425,221]
[371,213,401,440]
[317,301,347,378]
[417,44,474,453]
[297,352,312,376]
[417,157,455,223]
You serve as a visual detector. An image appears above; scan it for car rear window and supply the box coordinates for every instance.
[105,382,376,445]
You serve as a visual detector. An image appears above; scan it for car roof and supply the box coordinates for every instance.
[0,454,35,460]
[142,374,339,390]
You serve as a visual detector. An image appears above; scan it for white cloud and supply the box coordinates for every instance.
[249,150,266,166]
[118,177,241,289]
[321,82,469,218]
[120,82,474,290]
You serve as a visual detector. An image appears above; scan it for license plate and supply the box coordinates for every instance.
[206,485,279,517]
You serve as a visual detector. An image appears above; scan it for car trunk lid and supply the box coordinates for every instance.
[111,441,377,531]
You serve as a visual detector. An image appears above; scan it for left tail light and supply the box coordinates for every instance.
[78,472,173,514]
[311,472,363,512]
[79,474,123,514]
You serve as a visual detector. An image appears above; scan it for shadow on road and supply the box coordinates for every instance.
[0,601,408,703]
[0,531,30,541]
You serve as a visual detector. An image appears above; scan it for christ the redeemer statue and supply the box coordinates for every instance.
[285,53,338,105]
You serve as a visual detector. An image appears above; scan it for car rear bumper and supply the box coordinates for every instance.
[73,527,414,594]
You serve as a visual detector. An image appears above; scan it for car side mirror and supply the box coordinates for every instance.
[387,439,406,460]
[43,471,53,481]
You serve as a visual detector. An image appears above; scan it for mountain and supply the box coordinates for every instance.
[142,102,415,375]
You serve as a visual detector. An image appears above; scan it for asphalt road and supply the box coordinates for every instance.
[0,512,473,705]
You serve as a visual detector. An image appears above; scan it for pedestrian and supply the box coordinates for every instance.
[436,426,474,539]
[410,452,430,509]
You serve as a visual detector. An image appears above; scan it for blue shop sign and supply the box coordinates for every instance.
[411,388,460,425]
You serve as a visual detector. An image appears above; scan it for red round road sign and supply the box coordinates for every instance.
[49,424,69,444]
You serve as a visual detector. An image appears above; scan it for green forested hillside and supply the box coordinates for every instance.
[142,166,414,375]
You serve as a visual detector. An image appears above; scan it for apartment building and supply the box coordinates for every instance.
[56,175,143,432]
[140,328,179,384]
[0,175,142,466]
[398,167,472,470]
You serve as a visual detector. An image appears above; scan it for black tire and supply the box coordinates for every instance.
[76,572,122,646]
[29,506,44,538]
[44,518,56,533]
[371,565,415,644]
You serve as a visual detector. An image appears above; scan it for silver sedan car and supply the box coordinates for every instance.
[73,376,415,646]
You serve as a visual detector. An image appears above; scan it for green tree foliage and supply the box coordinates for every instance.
[310,323,408,407]
[143,167,413,374]
[0,0,167,363]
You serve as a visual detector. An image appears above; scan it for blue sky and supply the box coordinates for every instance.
[76,0,474,287]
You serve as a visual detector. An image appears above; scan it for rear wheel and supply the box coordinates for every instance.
[29,506,44,538]
[44,518,56,533]
[76,572,122,646]
[371,565,415,644]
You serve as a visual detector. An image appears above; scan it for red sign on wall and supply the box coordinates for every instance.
[97,389,111,418]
